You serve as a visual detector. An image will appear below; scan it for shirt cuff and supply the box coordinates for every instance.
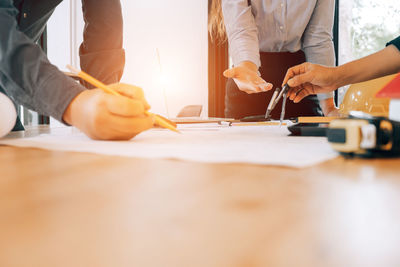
[80,48,125,88]
[38,72,86,124]
[231,49,261,69]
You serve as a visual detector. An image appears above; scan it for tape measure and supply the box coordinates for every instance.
[327,112,400,157]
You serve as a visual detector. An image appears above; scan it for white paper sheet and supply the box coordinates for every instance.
[0,124,338,168]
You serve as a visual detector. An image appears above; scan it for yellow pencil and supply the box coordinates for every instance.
[66,65,179,133]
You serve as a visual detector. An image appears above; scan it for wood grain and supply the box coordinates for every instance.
[1,130,400,267]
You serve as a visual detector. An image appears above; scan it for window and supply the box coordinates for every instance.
[338,0,400,102]
[120,0,208,118]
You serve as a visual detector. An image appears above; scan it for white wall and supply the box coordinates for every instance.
[120,1,208,117]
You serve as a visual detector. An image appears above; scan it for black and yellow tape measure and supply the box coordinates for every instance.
[327,112,400,157]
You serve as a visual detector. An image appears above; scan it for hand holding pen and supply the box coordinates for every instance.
[62,82,155,140]
[282,62,338,103]
[63,65,179,140]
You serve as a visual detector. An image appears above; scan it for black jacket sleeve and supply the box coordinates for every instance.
[387,36,400,52]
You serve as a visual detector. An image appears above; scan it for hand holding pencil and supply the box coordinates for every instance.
[63,65,178,140]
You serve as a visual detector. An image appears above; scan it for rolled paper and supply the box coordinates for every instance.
[0,92,17,138]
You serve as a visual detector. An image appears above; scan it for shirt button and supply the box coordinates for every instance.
[23,13,27,18]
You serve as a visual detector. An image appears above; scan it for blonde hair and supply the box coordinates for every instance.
[208,0,226,42]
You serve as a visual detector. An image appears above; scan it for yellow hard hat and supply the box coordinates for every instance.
[340,74,394,117]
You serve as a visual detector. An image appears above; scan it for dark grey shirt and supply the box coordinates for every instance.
[0,0,125,123]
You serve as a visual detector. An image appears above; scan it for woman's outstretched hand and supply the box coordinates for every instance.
[223,61,273,94]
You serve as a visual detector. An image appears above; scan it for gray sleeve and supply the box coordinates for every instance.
[302,0,335,100]
[79,0,125,88]
[222,0,260,68]
[0,2,85,123]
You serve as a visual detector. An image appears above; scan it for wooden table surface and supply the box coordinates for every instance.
[1,127,400,267]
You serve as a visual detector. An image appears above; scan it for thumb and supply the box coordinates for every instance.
[288,72,314,88]
[223,68,237,78]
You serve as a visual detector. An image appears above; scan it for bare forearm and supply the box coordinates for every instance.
[335,45,400,87]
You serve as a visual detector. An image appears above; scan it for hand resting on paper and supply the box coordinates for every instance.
[223,61,273,94]
[63,83,154,140]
